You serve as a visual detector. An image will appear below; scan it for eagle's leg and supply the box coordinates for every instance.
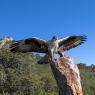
[57,49,64,58]
[50,49,54,61]
[51,51,54,61]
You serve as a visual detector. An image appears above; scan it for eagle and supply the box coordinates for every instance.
[10,35,86,61]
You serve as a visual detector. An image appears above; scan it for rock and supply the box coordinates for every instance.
[50,57,83,95]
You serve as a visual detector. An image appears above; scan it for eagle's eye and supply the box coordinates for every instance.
[52,36,58,40]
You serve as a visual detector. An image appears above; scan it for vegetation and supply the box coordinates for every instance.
[0,42,95,95]
[78,63,95,95]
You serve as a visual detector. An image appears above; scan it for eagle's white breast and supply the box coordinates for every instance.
[48,40,59,52]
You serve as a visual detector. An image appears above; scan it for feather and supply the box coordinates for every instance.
[58,35,87,51]
[10,37,48,53]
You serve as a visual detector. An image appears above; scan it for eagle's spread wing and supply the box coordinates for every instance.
[10,37,48,53]
[58,35,87,51]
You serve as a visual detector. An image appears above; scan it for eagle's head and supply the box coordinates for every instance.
[52,36,58,41]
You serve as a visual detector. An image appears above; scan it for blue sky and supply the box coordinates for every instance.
[0,0,95,65]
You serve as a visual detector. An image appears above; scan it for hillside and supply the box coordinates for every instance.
[0,40,95,95]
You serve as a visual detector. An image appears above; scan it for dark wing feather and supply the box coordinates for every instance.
[10,37,48,53]
[59,35,87,51]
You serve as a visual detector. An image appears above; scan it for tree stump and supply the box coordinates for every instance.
[50,57,83,95]
[38,55,83,95]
